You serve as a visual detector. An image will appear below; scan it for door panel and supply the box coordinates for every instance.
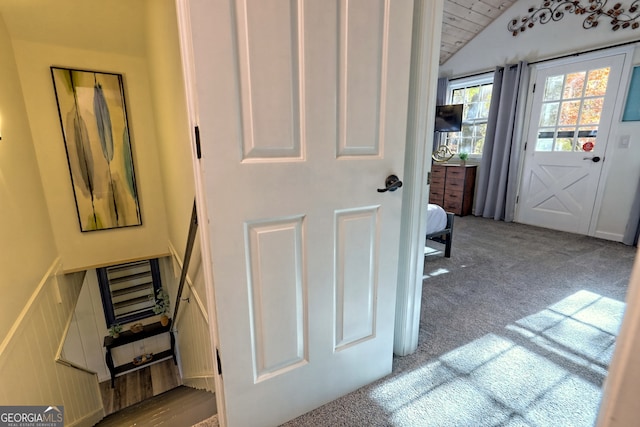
[338,0,386,156]
[517,54,625,234]
[184,0,413,425]
[334,206,378,350]
[236,0,302,160]
[245,216,307,382]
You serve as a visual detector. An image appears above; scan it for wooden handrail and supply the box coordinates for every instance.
[172,200,199,327]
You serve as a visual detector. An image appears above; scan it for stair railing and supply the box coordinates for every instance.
[171,200,198,327]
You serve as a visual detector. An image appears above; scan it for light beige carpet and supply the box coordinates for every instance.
[193,414,219,427]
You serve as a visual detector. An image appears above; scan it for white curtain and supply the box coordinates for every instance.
[474,61,529,221]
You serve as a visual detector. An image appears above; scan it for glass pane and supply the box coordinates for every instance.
[466,102,480,120]
[554,138,573,151]
[581,98,604,124]
[577,137,596,152]
[563,72,586,99]
[452,89,464,104]
[577,126,598,138]
[539,102,559,126]
[480,100,491,118]
[446,133,460,153]
[459,138,473,153]
[559,100,581,125]
[462,124,474,138]
[465,86,479,103]
[556,127,575,140]
[474,123,487,154]
[543,75,564,101]
[480,84,493,101]
[585,68,610,96]
[536,137,553,151]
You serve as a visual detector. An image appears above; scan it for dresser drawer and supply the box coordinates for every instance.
[444,166,466,180]
[430,164,476,216]
[431,165,446,179]
[443,196,462,214]
[429,189,445,205]
[444,177,465,191]
[430,175,445,190]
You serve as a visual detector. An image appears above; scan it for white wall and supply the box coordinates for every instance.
[440,2,640,242]
[0,13,105,425]
[0,12,58,343]
[145,0,196,251]
[145,0,216,392]
[12,39,170,272]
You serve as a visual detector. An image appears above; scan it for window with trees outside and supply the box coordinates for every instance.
[535,67,610,152]
[442,74,494,157]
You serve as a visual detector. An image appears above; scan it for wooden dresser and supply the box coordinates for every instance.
[429,164,477,216]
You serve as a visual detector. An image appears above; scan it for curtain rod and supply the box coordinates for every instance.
[448,39,640,81]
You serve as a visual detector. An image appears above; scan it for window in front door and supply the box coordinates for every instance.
[535,67,610,152]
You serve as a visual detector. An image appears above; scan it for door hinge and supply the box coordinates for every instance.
[516,195,519,204]
[216,348,222,375]
[524,142,527,151]
[427,171,431,185]
[194,126,202,159]
[532,83,536,93]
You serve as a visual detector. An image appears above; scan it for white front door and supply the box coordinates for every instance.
[181,1,413,426]
[517,53,626,234]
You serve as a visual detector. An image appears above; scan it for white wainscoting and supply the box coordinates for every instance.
[0,259,104,427]
[169,236,216,393]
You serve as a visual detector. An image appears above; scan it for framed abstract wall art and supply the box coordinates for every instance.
[51,67,142,231]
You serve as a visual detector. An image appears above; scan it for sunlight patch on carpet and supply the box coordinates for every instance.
[368,290,625,426]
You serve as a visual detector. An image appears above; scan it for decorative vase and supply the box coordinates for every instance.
[112,332,120,339]
[460,160,466,166]
[160,315,169,327]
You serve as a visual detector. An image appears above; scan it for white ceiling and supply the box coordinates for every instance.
[0,0,514,66]
[440,0,518,64]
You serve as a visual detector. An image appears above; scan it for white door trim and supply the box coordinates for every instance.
[586,46,634,237]
[175,0,227,425]
[393,0,443,356]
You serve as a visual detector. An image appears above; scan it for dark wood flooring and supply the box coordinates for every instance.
[95,358,217,426]
[95,385,217,427]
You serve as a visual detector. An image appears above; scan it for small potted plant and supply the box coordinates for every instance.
[458,152,469,166]
[109,323,123,338]
[152,288,171,326]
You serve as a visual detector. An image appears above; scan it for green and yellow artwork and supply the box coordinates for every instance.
[51,67,141,232]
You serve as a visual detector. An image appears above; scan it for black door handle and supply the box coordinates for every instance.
[377,175,403,193]
[583,156,601,163]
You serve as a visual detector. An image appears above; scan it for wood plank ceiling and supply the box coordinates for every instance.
[441,0,518,64]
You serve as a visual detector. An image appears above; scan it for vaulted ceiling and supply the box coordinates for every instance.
[0,0,515,66]
[441,0,518,64]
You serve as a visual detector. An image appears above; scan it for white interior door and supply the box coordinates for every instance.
[183,1,413,425]
[517,53,626,234]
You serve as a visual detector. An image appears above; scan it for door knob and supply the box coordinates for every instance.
[583,156,601,163]
[377,175,403,193]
